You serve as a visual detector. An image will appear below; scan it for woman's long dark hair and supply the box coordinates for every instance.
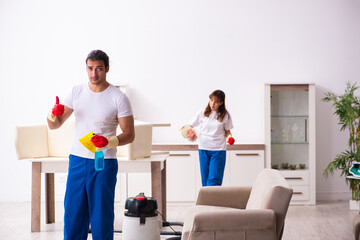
[204,90,228,122]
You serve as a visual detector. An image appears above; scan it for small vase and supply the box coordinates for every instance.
[349,199,360,211]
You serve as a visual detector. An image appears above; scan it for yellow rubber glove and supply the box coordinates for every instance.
[107,136,119,149]
[47,111,56,122]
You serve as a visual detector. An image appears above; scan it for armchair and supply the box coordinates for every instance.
[181,169,293,240]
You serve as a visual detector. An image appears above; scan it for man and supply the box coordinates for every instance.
[47,50,135,240]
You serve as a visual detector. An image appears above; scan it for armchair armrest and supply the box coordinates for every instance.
[192,208,276,232]
[196,186,252,209]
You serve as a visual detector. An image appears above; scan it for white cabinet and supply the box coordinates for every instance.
[194,149,265,188]
[265,84,316,205]
[226,150,265,186]
[280,170,310,202]
[115,172,152,204]
[124,145,266,204]
[115,151,198,204]
[166,148,265,203]
[127,173,152,199]
[167,151,198,203]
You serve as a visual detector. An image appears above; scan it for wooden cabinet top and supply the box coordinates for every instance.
[152,144,265,151]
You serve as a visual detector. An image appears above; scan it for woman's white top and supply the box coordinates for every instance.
[190,110,233,151]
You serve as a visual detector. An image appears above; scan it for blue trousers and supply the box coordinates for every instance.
[64,154,118,240]
[198,150,226,186]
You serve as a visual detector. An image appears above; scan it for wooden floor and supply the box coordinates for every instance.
[0,201,357,240]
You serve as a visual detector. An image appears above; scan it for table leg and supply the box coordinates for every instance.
[161,160,167,220]
[45,173,55,224]
[31,162,41,232]
[151,161,167,220]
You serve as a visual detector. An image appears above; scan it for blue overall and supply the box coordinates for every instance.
[64,154,118,240]
[198,150,226,186]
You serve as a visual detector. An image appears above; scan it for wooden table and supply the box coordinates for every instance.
[30,156,167,232]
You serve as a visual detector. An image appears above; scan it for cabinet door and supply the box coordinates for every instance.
[228,150,265,186]
[270,87,310,168]
[127,172,152,199]
[167,151,197,202]
[115,173,127,203]
[115,172,152,204]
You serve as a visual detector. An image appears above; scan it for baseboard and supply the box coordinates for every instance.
[317,191,351,201]
[167,202,195,206]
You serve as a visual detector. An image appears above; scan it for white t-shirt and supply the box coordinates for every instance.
[64,83,133,159]
[190,110,234,151]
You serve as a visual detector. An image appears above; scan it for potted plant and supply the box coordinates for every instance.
[322,82,360,209]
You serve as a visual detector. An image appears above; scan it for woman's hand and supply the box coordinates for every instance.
[225,130,235,145]
[187,128,198,142]
[227,137,235,145]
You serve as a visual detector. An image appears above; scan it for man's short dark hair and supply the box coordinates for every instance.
[86,50,109,68]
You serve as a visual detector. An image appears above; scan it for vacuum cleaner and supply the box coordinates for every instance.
[122,192,182,240]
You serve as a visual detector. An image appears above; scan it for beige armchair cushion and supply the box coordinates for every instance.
[117,120,152,159]
[15,125,49,159]
[196,186,252,209]
[47,121,74,157]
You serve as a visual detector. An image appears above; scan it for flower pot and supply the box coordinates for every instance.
[349,200,360,211]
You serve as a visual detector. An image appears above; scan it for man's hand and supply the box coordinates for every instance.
[52,96,65,116]
[91,135,109,148]
[48,96,65,122]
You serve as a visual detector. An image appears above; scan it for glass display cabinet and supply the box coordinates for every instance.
[265,84,316,205]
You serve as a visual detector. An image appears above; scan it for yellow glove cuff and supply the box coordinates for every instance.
[47,111,56,122]
[107,136,119,149]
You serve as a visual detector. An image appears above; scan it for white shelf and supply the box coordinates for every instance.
[265,84,316,205]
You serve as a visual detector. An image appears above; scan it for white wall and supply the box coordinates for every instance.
[0,0,359,201]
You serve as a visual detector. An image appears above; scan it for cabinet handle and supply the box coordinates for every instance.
[293,192,303,195]
[169,154,191,157]
[285,177,303,180]
[235,153,259,156]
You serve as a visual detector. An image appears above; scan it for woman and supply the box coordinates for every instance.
[187,90,234,186]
